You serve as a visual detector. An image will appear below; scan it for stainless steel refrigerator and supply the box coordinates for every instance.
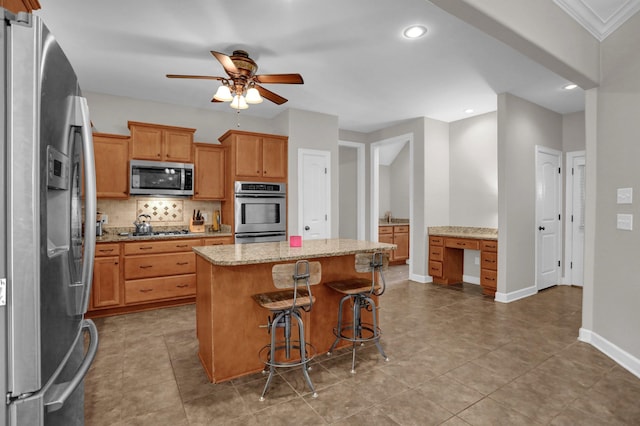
[1,9,98,425]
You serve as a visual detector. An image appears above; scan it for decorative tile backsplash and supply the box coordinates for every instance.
[97,197,221,228]
[137,199,184,222]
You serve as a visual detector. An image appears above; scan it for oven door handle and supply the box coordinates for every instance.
[234,194,285,199]
[235,233,286,239]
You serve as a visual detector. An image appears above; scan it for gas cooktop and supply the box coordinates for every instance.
[131,229,192,237]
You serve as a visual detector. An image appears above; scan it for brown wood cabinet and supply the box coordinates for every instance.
[193,143,226,200]
[128,121,195,162]
[202,236,234,245]
[428,235,498,296]
[91,243,122,309]
[93,132,129,199]
[219,130,288,181]
[2,0,40,13]
[379,225,410,264]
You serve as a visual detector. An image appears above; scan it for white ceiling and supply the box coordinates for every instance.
[35,0,589,134]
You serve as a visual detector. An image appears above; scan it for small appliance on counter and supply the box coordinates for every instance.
[212,210,221,232]
[96,213,103,236]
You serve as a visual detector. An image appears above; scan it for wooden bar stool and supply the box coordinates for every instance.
[252,260,322,401]
[325,252,389,373]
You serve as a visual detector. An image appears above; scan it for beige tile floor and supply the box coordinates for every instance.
[85,265,640,425]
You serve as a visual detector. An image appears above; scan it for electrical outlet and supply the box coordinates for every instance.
[474,256,480,265]
[101,214,108,224]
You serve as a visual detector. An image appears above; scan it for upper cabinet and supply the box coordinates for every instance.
[128,121,195,163]
[2,0,40,13]
[93,132,129,199]
[219,130,287,181]
[193,143,226,200]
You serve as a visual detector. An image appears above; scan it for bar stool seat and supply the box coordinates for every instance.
[325,252,389,374]
[252,260,322,401]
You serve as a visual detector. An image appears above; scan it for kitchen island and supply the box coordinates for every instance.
[193,238,395,383]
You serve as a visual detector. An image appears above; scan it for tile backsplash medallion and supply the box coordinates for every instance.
[98,197,221,229]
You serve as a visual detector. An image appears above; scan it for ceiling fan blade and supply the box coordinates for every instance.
[255,85,288,105]
[255,73,304,84]
[166,74,224,80]
[211,51,239,74]
[210,97,223,103]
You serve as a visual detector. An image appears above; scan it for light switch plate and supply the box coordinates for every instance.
[617,187,633,204]
[617,213,633,230]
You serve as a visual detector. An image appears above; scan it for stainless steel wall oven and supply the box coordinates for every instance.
[234,181,286,243]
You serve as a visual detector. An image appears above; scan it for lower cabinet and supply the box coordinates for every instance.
[89,236,232,317]
[379,225,410,264]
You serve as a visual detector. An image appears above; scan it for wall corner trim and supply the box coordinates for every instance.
[579,328,640,379]
[494,285,538,303]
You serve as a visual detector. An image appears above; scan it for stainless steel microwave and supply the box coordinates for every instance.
[129,159,194,196]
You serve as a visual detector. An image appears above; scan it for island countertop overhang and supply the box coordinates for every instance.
[193,238,396,266]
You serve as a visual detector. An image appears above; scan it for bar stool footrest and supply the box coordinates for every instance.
[333,322,382,343]
[258,341,317,368]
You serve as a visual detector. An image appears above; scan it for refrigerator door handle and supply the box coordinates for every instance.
[43,319,99,413]
[75,96,96,314]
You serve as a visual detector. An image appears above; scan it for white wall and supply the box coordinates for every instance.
[450,112,498,227]
[497,93,563,296]
[378,166,391,217]
[562,111,586,152]
[339,146,357,239]
[389,143,411,219]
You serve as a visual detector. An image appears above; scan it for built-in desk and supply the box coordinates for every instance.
[428,227,498,296]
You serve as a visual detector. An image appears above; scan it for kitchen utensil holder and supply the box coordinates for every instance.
[189,218,205,233]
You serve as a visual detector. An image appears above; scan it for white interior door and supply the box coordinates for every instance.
[298,149,330,240]
[567,152,585,286]
[536,146,562,290]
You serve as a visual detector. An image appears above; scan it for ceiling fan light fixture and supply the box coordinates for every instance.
[213,84,233,102]
[230,94,248,110]
[245,87,263,104]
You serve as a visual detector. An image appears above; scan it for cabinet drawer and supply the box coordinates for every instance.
[202,237,234,246]
[481,252,498,270]
[429,246,443,261]
[429,236,444,246]
[95,243,120,257]
[480,269,497,290]
[481,240,498,252]
[124,252,195,279]
[378,226,393,235]
[429,261,443,277]
[394,225,409,233]
[125,274,196,304]
[124,239,200,255]
[445,238,480,250]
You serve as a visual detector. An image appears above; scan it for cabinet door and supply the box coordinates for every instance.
[235,134,262,177]
[93,134,129,199]
[164,130,193,162]
[393,231,409,261]
[379,233,395,261]
[130,125,163,160]
[193,145,225,200]
[262,137,287,179]
[92,256,121,308]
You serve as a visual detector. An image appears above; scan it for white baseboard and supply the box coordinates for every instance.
[410,273,429,283]
[494,284,538,303]
[463,275,480,285]
[579,328,640,379]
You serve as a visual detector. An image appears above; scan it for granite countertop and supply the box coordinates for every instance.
[96,225,232,243]
[193,238,396,266]
[378,219,410,226]
[428,226,498,240]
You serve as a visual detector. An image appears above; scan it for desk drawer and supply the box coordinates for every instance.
[429,246,443,261]
[481,252,498,270]
[124,252,196,279]
[481,269,497,290]
[429,236,444,246]
[445,238,480,250]
[125,274,196,304]
[481,240,498,252]
[429,261,443,277]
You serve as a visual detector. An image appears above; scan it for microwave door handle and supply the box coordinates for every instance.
[180,168,185,190]
[236,233,285,238]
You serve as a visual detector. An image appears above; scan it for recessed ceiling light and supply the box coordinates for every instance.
[563,83,578,90]
[403,25,428,39]
[464,108,474,114]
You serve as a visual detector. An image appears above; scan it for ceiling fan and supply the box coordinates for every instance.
[167,50,304,109]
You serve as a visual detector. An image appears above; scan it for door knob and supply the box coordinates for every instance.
[304,226,310,231]
[538,226,545,231]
